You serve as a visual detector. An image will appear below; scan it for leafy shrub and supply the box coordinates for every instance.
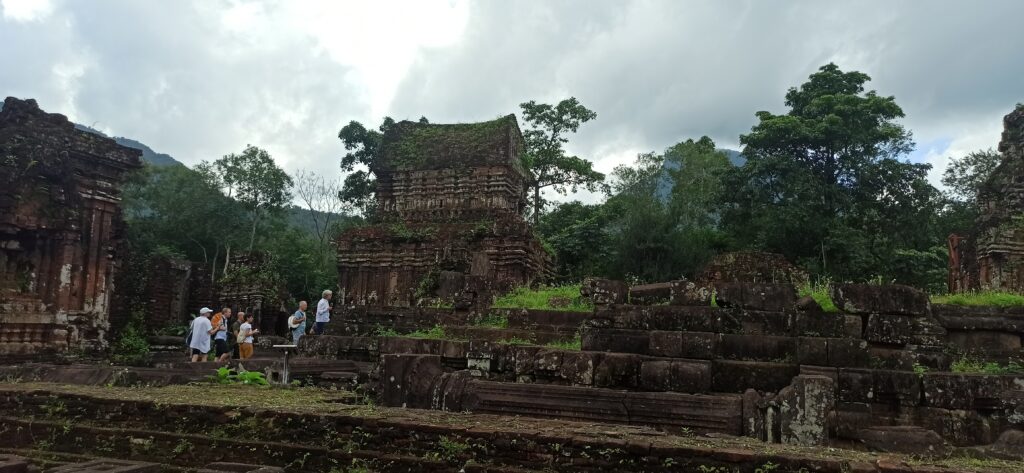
[209,366,270,385]
[110,313,151,366]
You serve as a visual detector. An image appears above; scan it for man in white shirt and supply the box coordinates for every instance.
[189,307,216,362]
[313,289,332,335]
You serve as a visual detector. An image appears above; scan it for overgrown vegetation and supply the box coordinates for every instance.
[797,280,838,313]
[545,332,582,351]
[109,312,151,366]
[209,366,270,386]
[492,285,592,312]
[931,291,1024,307]
[950,357,1024,375]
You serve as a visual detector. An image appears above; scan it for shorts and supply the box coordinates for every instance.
[240,343,254,359]
[191,348,207,356]
[215,339,229,356]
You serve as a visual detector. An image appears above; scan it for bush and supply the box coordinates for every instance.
[110,314,151,366]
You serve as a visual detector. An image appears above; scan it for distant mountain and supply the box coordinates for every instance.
[73,123,184,167]
[656,148,744,200]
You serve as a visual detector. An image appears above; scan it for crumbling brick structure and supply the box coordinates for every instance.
[0,97,141,359]
[950,104,1024,293]
[336,115,551,306]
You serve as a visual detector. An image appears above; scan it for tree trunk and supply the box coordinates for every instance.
[248,209,259,252]
[532,184,541,226]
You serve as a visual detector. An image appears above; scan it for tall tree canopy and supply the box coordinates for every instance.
[519,98,605,224]
[202,145,293,251]
[721,63,943,284]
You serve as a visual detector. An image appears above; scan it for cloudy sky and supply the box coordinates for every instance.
[2,0,1022,203]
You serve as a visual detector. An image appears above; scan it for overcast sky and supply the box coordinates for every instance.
[2,0,1022,204]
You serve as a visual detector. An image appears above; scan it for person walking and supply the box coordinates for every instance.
[210,307,232,363]
[313,290,332,335]
[189,307,215,362]
[230,311,245,359]
[238,313,259,359]
[290,301,308,344]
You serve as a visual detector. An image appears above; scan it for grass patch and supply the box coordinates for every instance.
[545,332,582,351]
[931,290,1024,308]
[498,337,535,346]
[798,279,838,313]
[406,325,448,340]
[950,357,1024,375]
[474,313,509,329]
[492,284,592,312]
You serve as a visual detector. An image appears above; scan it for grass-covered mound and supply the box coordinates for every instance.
[492,284,593,312]
[931,290,1024,308]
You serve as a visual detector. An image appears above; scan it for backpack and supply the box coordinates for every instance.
[236,327,247,344]
[184,317,195,347]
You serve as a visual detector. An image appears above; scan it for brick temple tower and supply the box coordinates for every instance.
[0,97,141,359]
[335,115,551,306]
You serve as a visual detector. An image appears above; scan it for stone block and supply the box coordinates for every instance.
[792,311,846,337]
[777,375,835,446]
[0,454,29,473]
[579,327,649,353]
[922,373,1023,410]
[679,331,720,359]
[853,426,950,456]
[871,369,922,406]
[796,337,828,365]
[648,330,682,357]
[843,315,864,337]
[593,352,641,389]
[713,282,797,312]
[580,278,629,305]
[669,278,712,306]
[912,406,1002,446]
[639,359,712,393]
[947,330,1022,354]
[380,354,444,408]
[459,379,743,433]
[830,283,929,315]
[711,360,799,393]
[719,334,796,362]
[629,282,672,304]
[826,338,871,367]
[837,369,875,403]
[991,429,1024,460]
[864,313,946,346]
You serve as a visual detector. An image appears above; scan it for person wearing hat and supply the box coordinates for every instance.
[189,307,216,362]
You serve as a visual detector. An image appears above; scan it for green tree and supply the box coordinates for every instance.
[519,98,605,224]
[722,63,942,283]
[942,148,1002,202]
[337,118,394,215]
[124,164,246,273]
[537,201,609,281]
[664,136,731,226]
[207,145,294,251]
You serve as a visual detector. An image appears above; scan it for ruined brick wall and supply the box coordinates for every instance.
[0,97,141,359]
[951,104,1024,293]
[337,115,551,306]
[215,252,285,335]
[143,257,192,329]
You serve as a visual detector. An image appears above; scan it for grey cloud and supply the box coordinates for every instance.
[391,0,1024,170]
[1,0,367,182]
